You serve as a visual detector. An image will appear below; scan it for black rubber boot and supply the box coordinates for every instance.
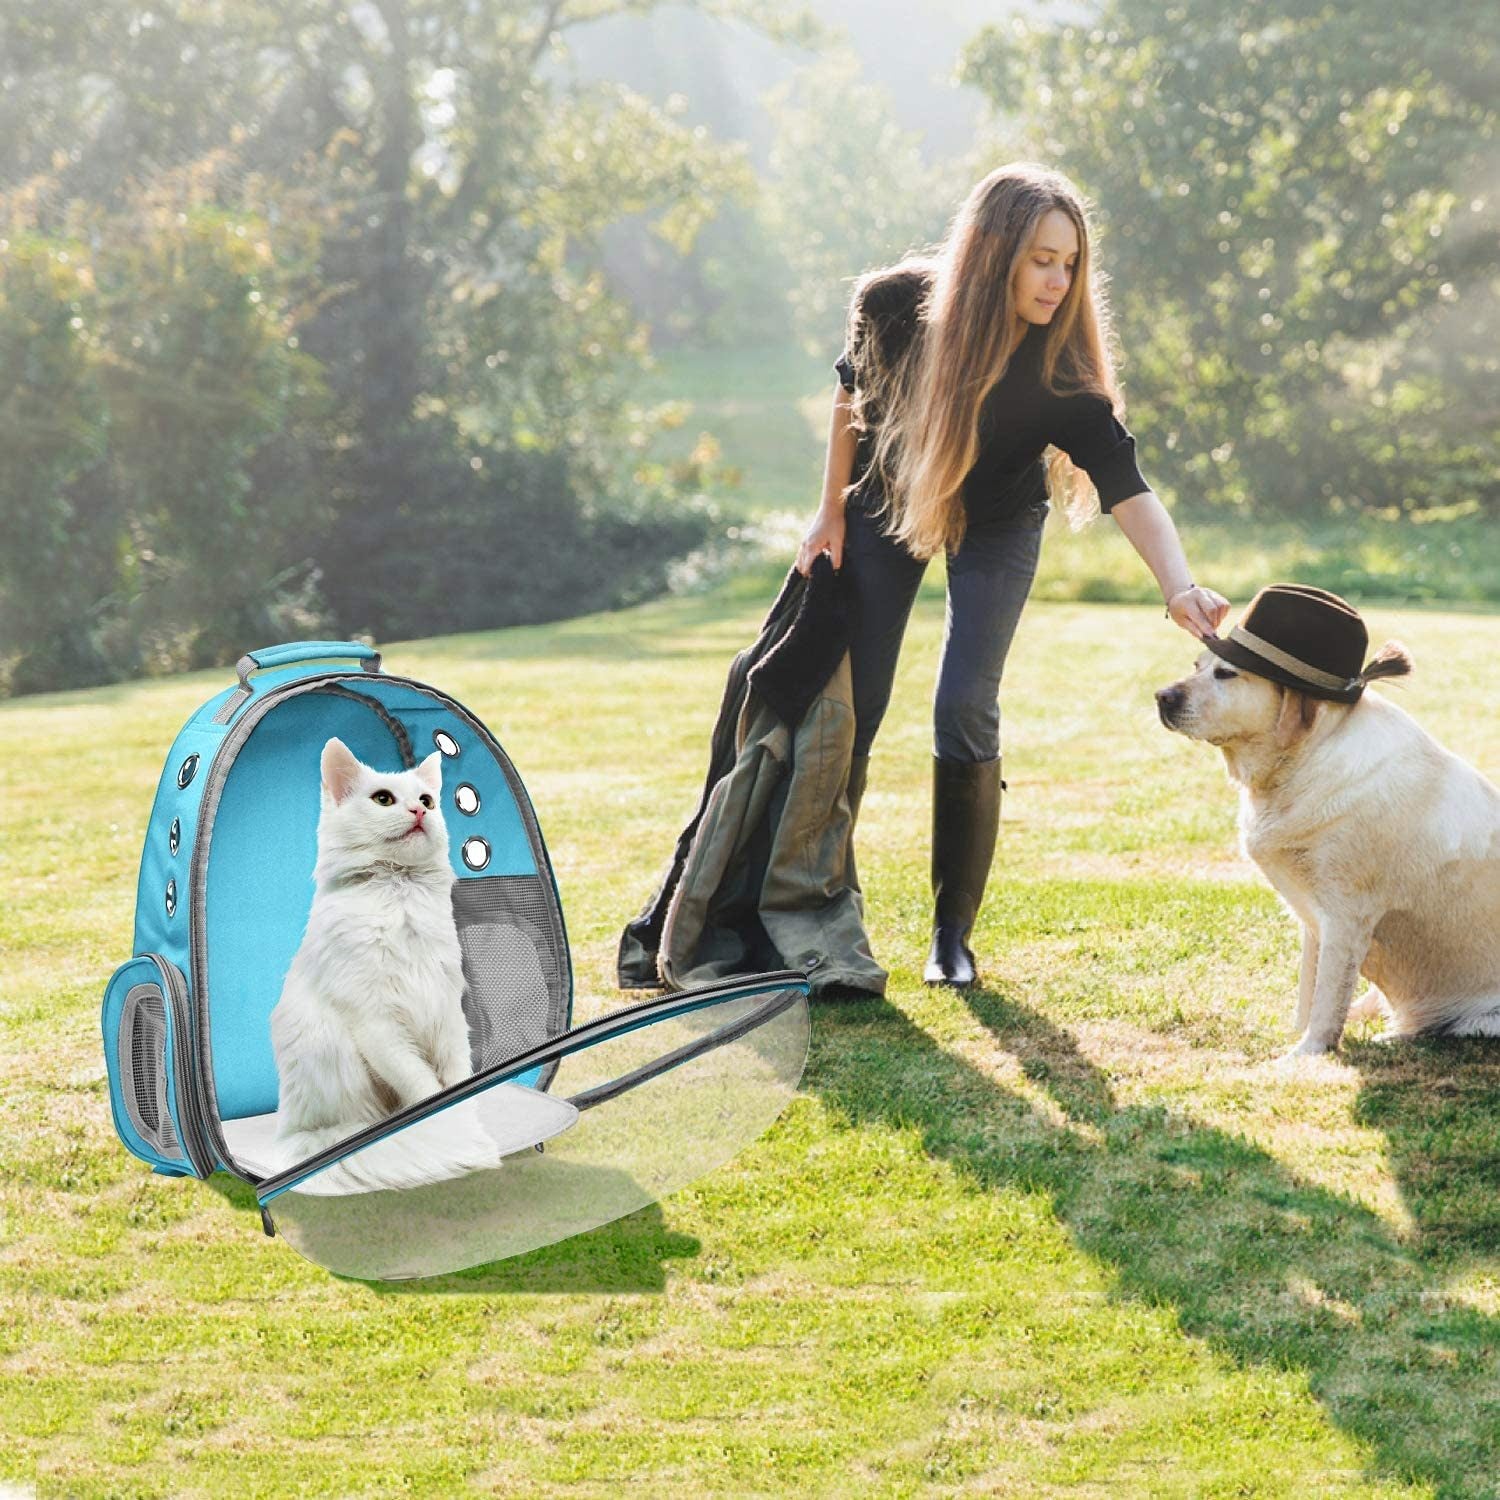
[923,755,1003,988]
[844,753,871,895]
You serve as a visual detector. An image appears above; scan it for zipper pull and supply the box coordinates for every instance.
[259,1205,276,1238]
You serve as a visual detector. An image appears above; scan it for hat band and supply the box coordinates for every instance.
[1228,626,1359,693]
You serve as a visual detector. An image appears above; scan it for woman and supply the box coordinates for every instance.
[794,162,1230,988]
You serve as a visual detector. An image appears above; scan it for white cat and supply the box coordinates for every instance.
[269,737,500,1193]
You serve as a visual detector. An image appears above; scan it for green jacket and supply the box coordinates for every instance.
[618,560,887,998]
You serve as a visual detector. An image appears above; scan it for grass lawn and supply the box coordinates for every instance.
[641,342,1500,610]
[2,573,1498,1497]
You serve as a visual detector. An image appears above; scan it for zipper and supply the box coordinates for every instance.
[144,953,216,1178]
[257,969,808,1202]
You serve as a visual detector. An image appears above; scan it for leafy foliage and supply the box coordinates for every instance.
[0,0,805,693]
[0,240,118,691]
[962,0,1500,516]
[762,53,969,355]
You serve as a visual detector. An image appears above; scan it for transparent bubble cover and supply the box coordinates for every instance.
[256,979,810,1281]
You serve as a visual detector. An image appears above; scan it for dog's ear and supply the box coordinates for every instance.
[1274,686,1322,749]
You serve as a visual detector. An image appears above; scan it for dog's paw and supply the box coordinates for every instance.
[1284,1033,1339,1060]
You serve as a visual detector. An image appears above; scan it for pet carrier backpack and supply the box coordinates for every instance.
[101,641,811,1280]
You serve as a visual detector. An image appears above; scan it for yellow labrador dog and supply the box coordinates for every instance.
[1156,584,1500,1056]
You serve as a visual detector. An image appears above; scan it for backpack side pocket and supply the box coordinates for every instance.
[102,956,213,1177]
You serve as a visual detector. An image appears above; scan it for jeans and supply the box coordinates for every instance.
[842,494,1046,762]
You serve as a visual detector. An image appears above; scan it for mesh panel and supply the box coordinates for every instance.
[121,985,182,1160]
[452,875,568,1071]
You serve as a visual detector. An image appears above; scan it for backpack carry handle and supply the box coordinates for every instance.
[236,640,382,691]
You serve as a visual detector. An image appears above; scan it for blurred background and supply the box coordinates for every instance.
[1,0,1495,697]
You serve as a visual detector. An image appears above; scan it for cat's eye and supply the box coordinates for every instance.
[418,794,434,810]
[371,789,397,806]
[1213,666,1238,681]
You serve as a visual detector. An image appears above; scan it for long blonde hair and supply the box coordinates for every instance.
[849,163,1127,558]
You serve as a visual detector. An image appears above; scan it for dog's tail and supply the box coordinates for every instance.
[1420,1005,1500,1039]
[275,1106,501,1197]
[1361,640,1414,685]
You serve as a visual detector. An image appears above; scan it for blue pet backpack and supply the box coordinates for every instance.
[101,641,811,1280]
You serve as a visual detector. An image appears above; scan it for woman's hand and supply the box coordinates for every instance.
[1166,584,1230,640]
[1108,494,1229,641]
[795,504,847,576]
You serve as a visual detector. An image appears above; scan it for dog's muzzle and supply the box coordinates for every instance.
[1155,685,1187,729]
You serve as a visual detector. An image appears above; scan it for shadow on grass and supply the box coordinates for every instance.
[205,1174,700,1294]
[1348,1037,1500,1257]
[366,1207,701,1296]
[810,993,1500,1498]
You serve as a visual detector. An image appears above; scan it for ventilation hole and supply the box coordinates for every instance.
[168,817,181,856]
[433,730,460,757]
[164,879,177,918]
[461,837,491,871]
[129,998,163,1137]
[176,753,200,789]
[454,783,480,815]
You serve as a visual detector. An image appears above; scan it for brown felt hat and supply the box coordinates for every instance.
[1204,584,1371,703]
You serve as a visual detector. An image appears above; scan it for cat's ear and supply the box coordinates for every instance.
[321,738,363,804]
[415,750,443,794]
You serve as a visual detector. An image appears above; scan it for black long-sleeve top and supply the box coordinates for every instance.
[835,267,1150,520]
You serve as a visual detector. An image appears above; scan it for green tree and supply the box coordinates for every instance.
[963,0,1500,516]
[0,186,331,691]
[96,195,334,667]
[0,241,119,692]
[762,52,968,355]
[0,0,806,688]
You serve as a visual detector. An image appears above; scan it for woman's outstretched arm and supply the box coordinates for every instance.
[1109,490,1230,639]
[795,382,860,576]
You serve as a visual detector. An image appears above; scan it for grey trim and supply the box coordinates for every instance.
[187,670,573,1180]
[219,653,387,728]
[120,983,182,1159]
[149,954,216,1177]
[311,683,416,769]
[213,681,415,753]
[212,687,252,725]
[565,989,803,1113]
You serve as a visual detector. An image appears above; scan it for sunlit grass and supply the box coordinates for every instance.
[641,341,1500,611]
[2,593,1497,1497]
